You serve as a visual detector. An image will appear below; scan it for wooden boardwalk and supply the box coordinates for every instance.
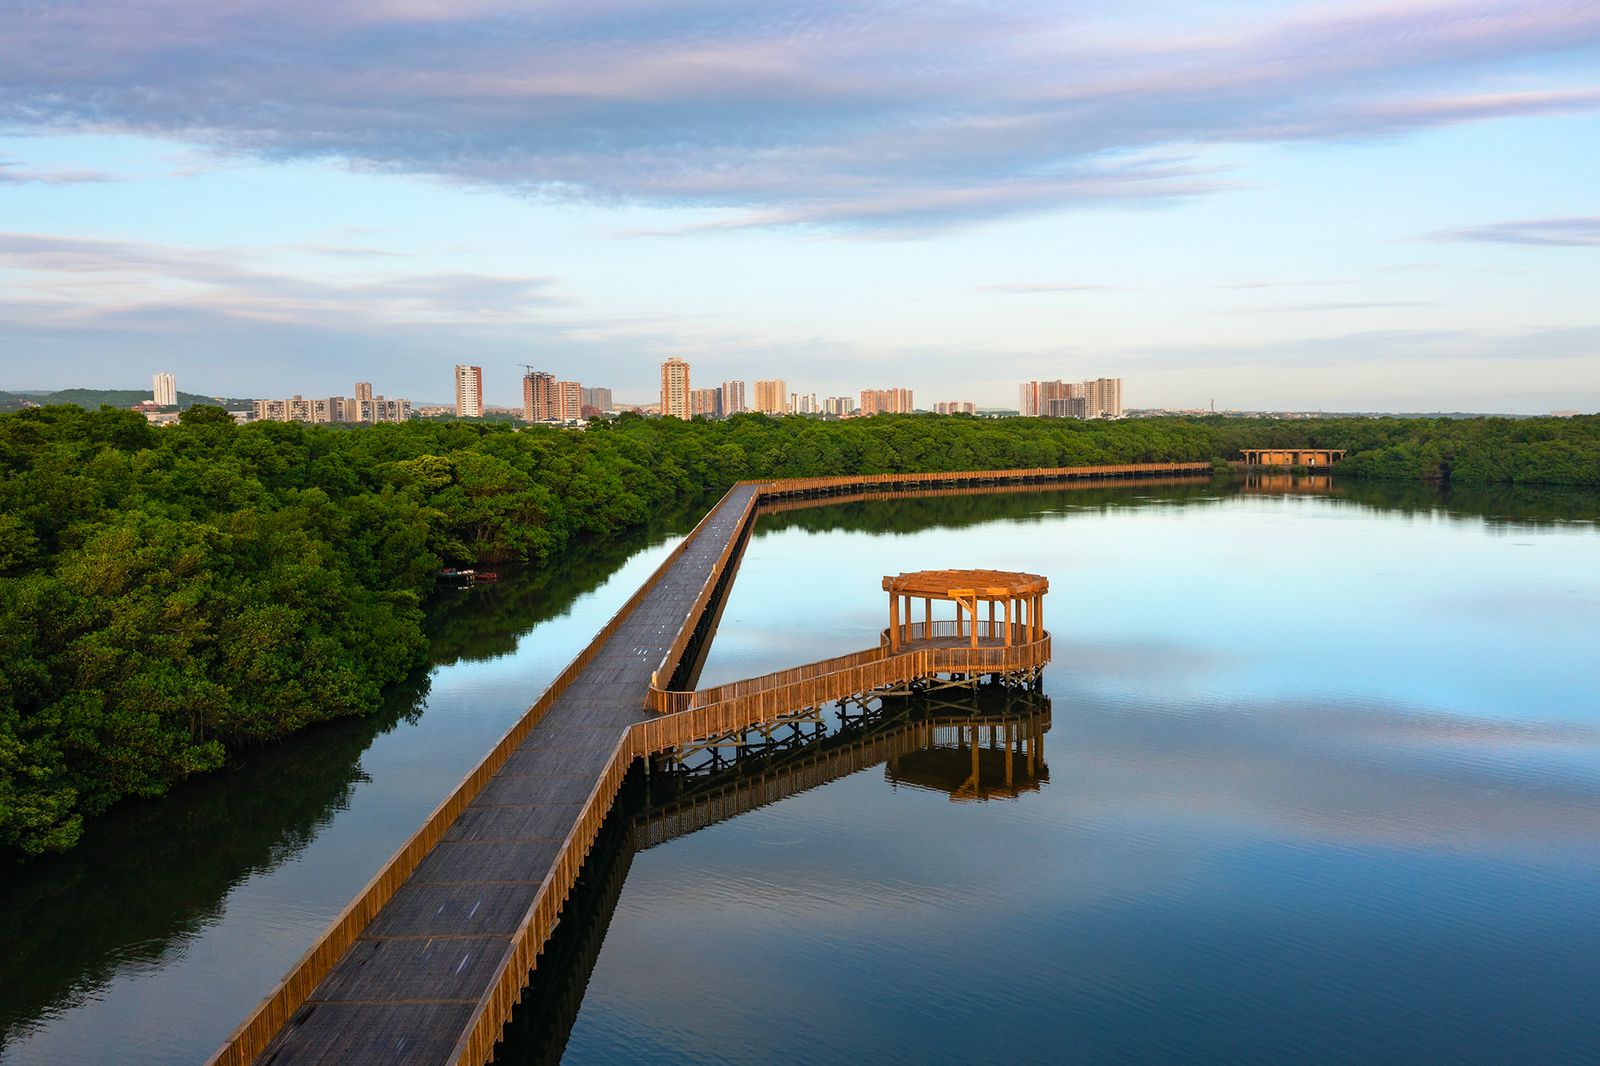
[212,462,1209,1066]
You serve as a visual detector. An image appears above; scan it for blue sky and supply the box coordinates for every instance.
[1,0,1596,412]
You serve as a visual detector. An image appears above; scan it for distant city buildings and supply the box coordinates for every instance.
[934,401,976,415]
[582,387,613,414]
[824,396,852,417]
[859,388,914,415]
[152,371,176,407]
[252,393,412,424]
[721,380,746,416]
[753,379,787,414]
[455,365,484,418]
[1019,377,1122,419]
[660,358,692,419]
[520,369,586,422]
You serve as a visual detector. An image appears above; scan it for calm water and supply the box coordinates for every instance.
[4,478,1600,1064]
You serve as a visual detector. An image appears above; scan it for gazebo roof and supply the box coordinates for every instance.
[882,568,1048,599]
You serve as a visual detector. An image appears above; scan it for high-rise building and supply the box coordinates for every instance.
[660,358,691,419]
[152,372,176,407]
[1083,377,1123,418]
[556,380,583,421]
[824,396,852,417]
[859,388,914,415]
[523,369,557,421]
[1020,380,1071,417]
[752,379,787,414]
[1020,378,1121,418]
[350,382,375,423]
[934,401,976,415]
[691,387,721,417]
[721,380,746,416]
[581,387,613,413]
[455,365,484,418]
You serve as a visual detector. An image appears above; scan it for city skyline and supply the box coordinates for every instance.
[0,3,1597,413]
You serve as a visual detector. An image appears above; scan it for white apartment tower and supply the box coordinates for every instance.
[153,372,177,407]
[1084,377,1123,418]
[455,365,484,418]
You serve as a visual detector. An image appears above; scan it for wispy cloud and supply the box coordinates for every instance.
[0,231,565,326]
[0,1,1596,229]
[1232,300,1437,313]
[1430,216,1600,246]
[977,282,1126,295]
[0,158,119,184]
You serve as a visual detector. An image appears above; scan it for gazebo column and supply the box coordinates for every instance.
[1004,597,1013,646]
[924,597,932,642]
[889,592,900,651]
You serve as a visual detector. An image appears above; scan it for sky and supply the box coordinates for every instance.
[1,0,1597,413]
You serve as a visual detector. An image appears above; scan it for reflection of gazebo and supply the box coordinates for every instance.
[882,569,1049,652]
[886,715,1049,801]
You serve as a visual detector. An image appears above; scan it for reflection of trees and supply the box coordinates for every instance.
[0,499,718,1049]
[0,674,424,1046]
[755,476,1599,541]
[755,479,1227,538]
[423,492,717,667]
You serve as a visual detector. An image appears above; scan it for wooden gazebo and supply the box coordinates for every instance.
[882,569,1049,651]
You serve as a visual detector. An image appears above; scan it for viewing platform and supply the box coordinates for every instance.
[211,463,1202,1066]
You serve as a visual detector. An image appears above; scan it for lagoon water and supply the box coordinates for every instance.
[4,478,1600,1064]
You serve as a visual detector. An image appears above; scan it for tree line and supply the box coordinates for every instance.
[1,405,1595,858]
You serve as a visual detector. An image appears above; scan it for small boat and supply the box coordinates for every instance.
[475,571,500,582]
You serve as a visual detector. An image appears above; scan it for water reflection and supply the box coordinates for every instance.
[0,675,424,1048]
[495,687,1055,1066]
[6,474,1599,1064]
[0,497,716,1061]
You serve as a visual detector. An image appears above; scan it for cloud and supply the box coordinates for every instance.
[0,1,1596,228]
[1430,216,1600,246]
[1232,301,1437,313]
[977,282,1127,295]
[0,231,565,326]
[0,158,119,184]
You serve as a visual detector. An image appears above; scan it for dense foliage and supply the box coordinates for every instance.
[2,405,1596,858]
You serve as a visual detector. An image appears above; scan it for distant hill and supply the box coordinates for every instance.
[0,388,255,412]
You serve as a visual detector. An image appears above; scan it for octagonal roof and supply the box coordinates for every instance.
[882,568,1048,598]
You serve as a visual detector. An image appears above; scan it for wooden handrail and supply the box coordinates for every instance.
[206,481,754,1066]
[213,462,1195,1066]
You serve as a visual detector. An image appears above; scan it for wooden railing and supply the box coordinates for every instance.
[205,482,754,1066]
[213,462,1197,1066]
[448,731,640,1065]
[760,462,1211,498]
[649,485,761,693]
[645,631,1051,719]
[754,474,1212,516]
